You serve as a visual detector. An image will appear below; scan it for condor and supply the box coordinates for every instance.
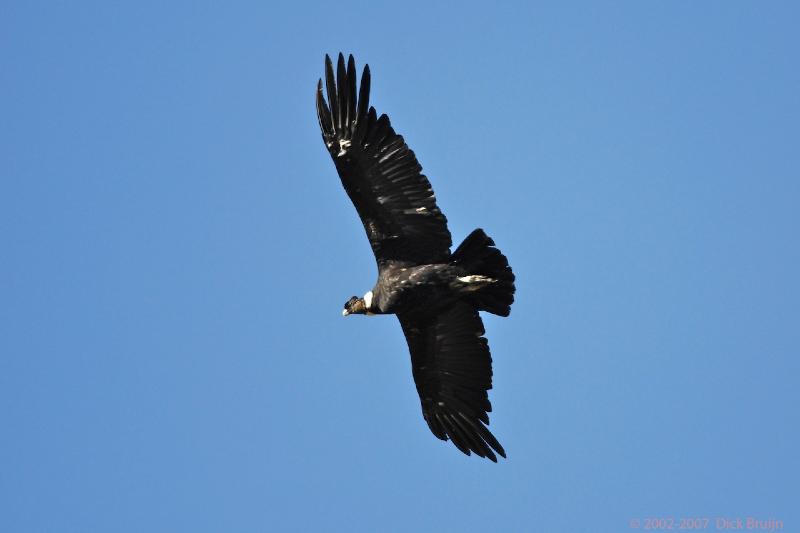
[316,54,515,462]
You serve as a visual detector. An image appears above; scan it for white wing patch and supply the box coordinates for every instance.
[457,275,494,284]
[363,290,374,310]
[337,139,352,156]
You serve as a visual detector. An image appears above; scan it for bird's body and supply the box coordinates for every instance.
[368,263,458,315]
[317,54,515,462]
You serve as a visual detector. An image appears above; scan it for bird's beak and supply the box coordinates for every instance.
[342,309,350,317]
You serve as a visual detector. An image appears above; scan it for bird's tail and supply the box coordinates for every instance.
[451,229,516,317]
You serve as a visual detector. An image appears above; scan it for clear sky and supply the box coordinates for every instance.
[2,2,798,532]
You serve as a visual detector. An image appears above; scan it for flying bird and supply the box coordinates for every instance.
[316,54,515,462]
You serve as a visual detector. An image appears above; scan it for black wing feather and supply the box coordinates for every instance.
[317,53,452,266]
[316,80,332,137]
[336,54,347,132]
[346,55,357,132]
[324,55,338,132]
[354,64,370,139]
[398,302,506,462]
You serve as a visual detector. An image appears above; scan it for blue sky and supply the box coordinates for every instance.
[2,2,798,532]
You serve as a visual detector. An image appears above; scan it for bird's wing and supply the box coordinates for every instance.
[398,302,505,461]
[316,53,452,267]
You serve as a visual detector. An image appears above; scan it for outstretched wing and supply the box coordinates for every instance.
[398,302,506,461]
[316,53,452,267]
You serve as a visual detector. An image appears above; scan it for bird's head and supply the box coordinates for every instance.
[342,296,367,317]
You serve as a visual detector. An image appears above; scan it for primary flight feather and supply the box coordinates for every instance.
[316,53,515,462]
